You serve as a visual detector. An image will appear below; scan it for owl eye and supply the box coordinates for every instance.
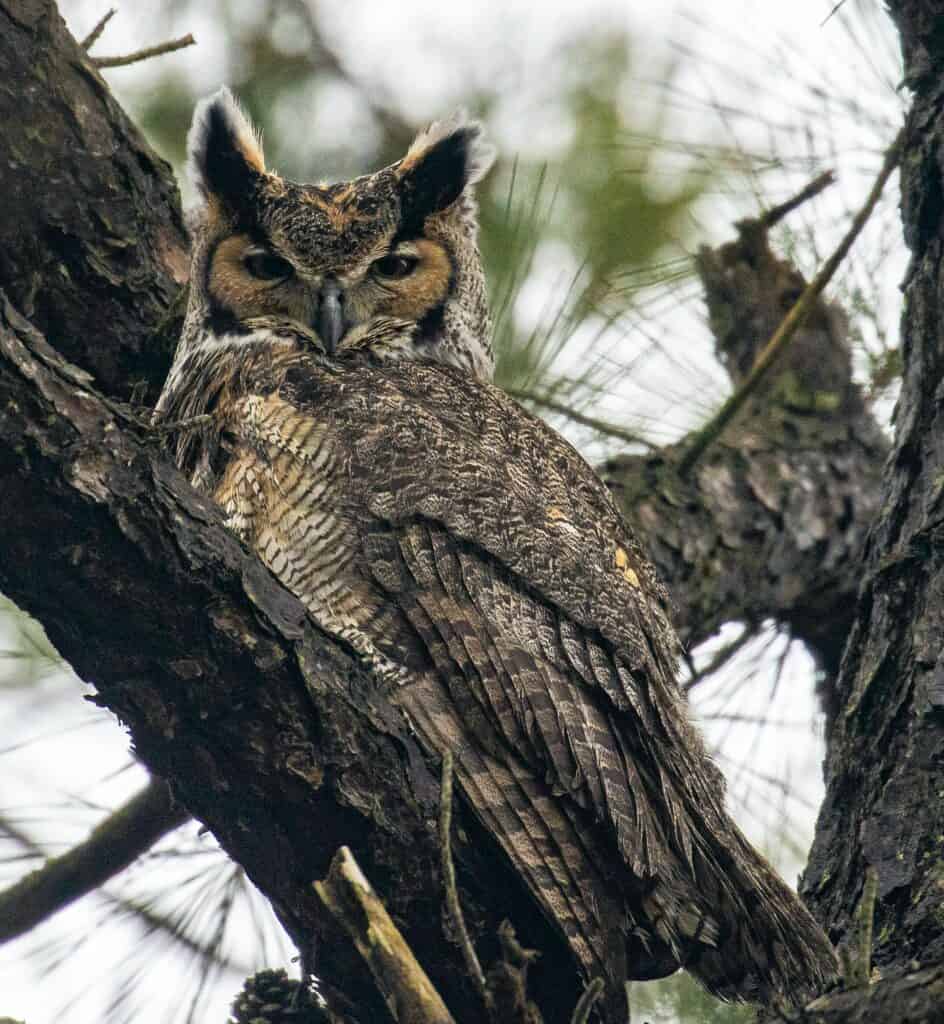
[373,254,419,279]
[244,250,294,281]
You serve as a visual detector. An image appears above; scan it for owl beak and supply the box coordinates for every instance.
[316,280,345,354]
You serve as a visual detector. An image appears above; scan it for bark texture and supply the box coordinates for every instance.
[0,0,188,403]
[800,0,944,977]
[787,965,944,1024]
[604,218,888,709]
[0,295,588,1022]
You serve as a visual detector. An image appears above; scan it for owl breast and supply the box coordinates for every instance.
[214,389,380,646]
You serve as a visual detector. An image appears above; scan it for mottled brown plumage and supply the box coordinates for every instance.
[157,89,837,1017]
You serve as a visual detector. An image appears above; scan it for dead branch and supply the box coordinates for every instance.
[439,751,489,1009]
[80,7,114,50]
[569,979,604,1024]
[315,847,456,1024]
[93,33,195,68]
[678,131,902,476]
[759,170,836,230]
[0,777,188,943]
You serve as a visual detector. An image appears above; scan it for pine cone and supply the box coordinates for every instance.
[229,969,311,1024]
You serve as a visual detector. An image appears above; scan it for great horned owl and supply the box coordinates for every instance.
[156,89,836,1017]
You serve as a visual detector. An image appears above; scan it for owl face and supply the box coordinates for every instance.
[182,90,496,379]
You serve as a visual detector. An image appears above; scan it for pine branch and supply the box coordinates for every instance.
[0,777,188,942]
[510,388,655,450]
[92,33,195,68]
[0,809,244,969]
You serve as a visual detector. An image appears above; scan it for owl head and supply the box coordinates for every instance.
[179,88,496,380]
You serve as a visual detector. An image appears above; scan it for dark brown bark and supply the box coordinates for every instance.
[0,0,188,404]
[0,295,586,1022]
[780,965,944,1024]
[0,0,885,702]
[799,0,944,980]
[604,217,888,709]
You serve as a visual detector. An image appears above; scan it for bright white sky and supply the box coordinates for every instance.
[0,2,904,1022]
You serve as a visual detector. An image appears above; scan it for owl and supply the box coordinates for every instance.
[156,89,836,1019]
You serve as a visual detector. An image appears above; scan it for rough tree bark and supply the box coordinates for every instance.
[0,0,188,402]
[799,0,944,982]
[606,216,888,714]
[0,0,936,1021]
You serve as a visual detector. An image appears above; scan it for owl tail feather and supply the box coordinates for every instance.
[626,789,838,1012]
[685,826,838,1007]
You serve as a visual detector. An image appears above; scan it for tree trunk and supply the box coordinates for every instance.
[800,0,944,976]
[0,0,188,403]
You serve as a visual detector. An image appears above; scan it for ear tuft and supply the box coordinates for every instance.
[188,87,266,209]
[397,111,496,223]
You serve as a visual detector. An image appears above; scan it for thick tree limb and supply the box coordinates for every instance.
[773,965,944,1024]
[0,0,188,402]
[0,2,917,1020]
[604,214,888,700]
[0,777,188,942]
[0,0,886,709]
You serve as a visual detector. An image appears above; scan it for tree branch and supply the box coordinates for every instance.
[759,171,836,230]
[569,979,604,1024]
[0,4,908,1020]
[769,964,944,1024]
[604,196,888,706]
[439,752,488,1010]
[509,388,655,450]
[0,291,587,1022]
[0,0,188,402]
[93,33,195,69]
[0,777,188,943]
[0,807,248,970]
[315,847,457,1024]
[678,134,901,476]
[80,7,114,50]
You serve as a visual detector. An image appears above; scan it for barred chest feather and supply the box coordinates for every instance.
[156,325,386,646]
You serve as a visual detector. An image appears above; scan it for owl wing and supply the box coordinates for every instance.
[230,355,835,1005]
[321,363,731,976]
